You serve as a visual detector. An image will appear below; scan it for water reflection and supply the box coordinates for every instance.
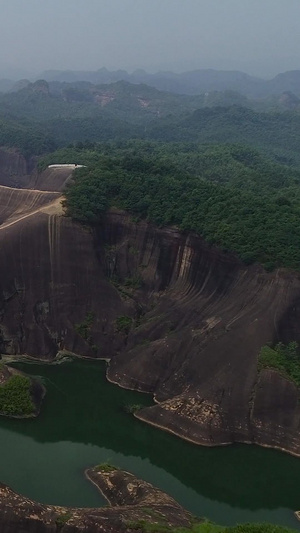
[0,360,299,529]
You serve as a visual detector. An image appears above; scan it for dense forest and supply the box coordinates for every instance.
[41,141,300,271]
[148,106,300,166]
[2,74,300,532]
[1,81,300,163]
[0,115,56,156]
[2,79,300,271]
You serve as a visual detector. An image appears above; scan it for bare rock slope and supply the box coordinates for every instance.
[1,149,300,455]
[103,212,300,456]
[0,466,193,532]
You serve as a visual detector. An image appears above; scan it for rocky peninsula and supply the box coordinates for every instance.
[0,466,194,532]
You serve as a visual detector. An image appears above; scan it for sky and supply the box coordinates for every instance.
[0,0,299,78]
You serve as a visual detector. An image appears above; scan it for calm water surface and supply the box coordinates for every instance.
[1,359,300,529]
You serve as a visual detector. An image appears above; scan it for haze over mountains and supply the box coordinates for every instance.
[2,67,300,98]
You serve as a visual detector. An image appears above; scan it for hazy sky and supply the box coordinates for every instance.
[0,0,299,78]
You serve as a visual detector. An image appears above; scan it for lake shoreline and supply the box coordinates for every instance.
[0,358,298,529]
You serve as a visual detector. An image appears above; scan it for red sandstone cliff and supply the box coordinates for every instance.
[0,149,300,456]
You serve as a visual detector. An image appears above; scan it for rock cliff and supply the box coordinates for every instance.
[102,212,300,455]
[0,466,193,532]
[1,149,300,455]
[0,148,34,188]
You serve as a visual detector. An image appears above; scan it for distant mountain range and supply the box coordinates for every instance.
[1,67,300,97]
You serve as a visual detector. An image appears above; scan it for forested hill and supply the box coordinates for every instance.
[2,80,300,165]
[16,66,300,97]
[147,106,300,167]
[4,78,300,272]
[41,141,300,271]
[0,116,56,156]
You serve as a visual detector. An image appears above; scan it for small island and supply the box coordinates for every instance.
[0,364,45,418]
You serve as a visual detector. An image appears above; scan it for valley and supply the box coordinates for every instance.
[1,149,300,459]
[1,71,300,532]
[2,0,300,530]
[0,359,299,530]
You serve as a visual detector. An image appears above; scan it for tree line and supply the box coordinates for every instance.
[42,141,300,271]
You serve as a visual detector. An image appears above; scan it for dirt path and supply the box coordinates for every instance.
[0,190,63,231]
[0,184,61,195]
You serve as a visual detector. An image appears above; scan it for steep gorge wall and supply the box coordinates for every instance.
[102,211,300,456]
[1,151,300,455]
[0,148,73,191]
[0,211,133,358]
[0,152,133,359]
[0,147,40,188]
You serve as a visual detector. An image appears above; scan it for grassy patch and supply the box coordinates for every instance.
[125,520,219,533]
[110,274,142,298]
[128,245,139,256]
[110,277,135,300]
[55,512,72,528]
[126,521,298,533]
[0,374,34,416]
[135,314,165,329]
[115,315,133,334]
[258,341,300,387]
[223,526,298,533]
[124,276,142,289]
[75,312,95,340]
[126,519,172,532]
[96,462,120,473]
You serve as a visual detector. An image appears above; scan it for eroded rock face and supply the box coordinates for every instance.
[0,468,193,532]
[1,149,300,455]
[103,212,300,455]
[0,209,132,358]
[0,158,133,359]
[0,148,33,188]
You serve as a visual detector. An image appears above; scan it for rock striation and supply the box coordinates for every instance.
[102,212,300,456]
[0,148,34,188]
[1,148,300,455]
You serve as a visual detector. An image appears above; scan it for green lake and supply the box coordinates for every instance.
[1,359,300,530]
